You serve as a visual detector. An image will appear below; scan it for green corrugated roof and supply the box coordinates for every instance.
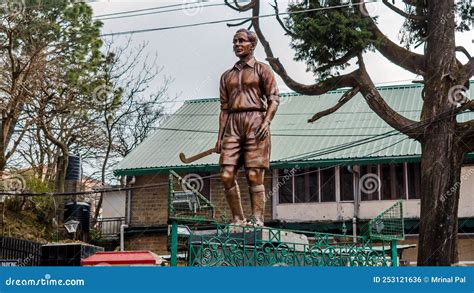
[115,82,474,176]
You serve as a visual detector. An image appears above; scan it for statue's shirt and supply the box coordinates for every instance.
[220,57,279,112]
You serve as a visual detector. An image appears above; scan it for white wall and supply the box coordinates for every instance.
[101,191,126,218]
[275,166,474,222]
[458,165,474,218]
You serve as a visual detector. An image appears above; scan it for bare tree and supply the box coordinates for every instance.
[31,62,105,192]
[91,38,172,220]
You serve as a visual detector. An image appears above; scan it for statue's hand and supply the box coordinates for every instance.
[255,121,270,141]
[215,139,222,154]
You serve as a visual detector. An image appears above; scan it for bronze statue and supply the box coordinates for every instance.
[215,29,279,227]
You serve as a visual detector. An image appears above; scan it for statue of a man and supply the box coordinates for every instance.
[215,29,279,227]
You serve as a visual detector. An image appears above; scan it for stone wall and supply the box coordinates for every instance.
[125,233,169,255]
[128,174,169,226]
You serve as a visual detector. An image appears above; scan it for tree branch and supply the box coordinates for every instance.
[226,17,252,28]
[356,55,424,140]
[456,46,472,60]
[224,0,255,12]
[5,119,32,160]
[308,87,360,123]
[355,0,426,76]
[246,0,359,94]
[269,0,296,38]
[316,49,358,73]
[382,0,426,21]
[228,0,424,140]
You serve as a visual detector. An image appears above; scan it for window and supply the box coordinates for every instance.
[381,163,405,200]
[340,166,354,201]
[407,162,421,199]
[277,168,335,203]
[294,169,319,203]
[275,162,420,204]
[278,169,293,203]
[320,168,336,202]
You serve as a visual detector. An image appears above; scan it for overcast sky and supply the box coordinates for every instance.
[90,0,473,114]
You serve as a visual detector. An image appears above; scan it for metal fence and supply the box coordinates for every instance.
[93,217,125,238]
[186,224,392,267]
[0,236,42,266]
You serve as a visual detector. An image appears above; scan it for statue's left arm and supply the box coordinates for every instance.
[255,65,279,141]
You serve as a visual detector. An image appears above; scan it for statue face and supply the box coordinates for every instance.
[233,32,254,58]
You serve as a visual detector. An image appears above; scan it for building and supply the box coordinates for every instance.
[114,82,474,264]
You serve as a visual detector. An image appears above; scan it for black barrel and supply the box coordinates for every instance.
[41,243,104,266]
[64,202,91,232]
[65,155,81,181]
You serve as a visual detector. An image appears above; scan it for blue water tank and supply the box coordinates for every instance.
[64,202,91,232]
[65,155,81,181]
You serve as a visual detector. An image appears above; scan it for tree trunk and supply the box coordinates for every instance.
[416,0,463,266]
[56,155,68,193]
[0,110,6,173]
[94,127,113,221]
[417,124,464,265]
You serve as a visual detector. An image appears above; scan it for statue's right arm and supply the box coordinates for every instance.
[216,110,228,153]
[216,72,229,153]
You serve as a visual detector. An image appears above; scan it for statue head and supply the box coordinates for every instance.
[233,29,258,59]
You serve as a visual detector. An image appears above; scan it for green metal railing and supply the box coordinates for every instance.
[186,224,392,267]
[368,200,405,241]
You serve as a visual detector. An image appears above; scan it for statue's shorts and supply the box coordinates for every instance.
[219,111,270,169]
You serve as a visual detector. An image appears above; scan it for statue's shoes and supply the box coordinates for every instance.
[246,219,264,227]
[227,219,247,233]
[229,219,247,226]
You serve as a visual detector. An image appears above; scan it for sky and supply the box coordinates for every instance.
[89,0,473,114]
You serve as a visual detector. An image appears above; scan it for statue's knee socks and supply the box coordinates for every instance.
[225,182,245,221]
[249,184,265,221]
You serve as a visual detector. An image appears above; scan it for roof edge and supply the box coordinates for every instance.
[183,80,474,104]
[114,154,432,176]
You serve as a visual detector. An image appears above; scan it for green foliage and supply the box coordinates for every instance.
[3,172,55,219]
[284,0,472,76]
[24,174,55,193]
[89,228,102,241]
[2,0,106,100]
[31,195,56,226]
[285,0,376,79]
